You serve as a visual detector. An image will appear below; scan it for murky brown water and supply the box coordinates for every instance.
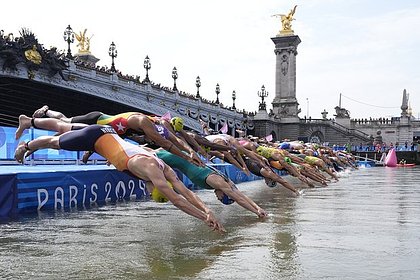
[1,167,420,279]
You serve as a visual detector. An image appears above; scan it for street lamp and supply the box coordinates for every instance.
[195,76,201,98]
[108,41,117,72]
[257,85,268,110]
[306,98,309,118]
[215,83,220,104]
[172,67,178,91]
[143,55,151,82]
[63,25,74,59]
[232,90,236,110]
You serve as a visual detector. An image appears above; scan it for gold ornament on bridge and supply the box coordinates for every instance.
[24,45,42,64]
[273,5,297,36]
[74,29,93,54]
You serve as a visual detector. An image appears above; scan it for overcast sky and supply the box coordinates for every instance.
[2,0,420,119]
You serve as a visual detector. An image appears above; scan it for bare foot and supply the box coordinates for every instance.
[82,151,93,164]
[32,105,49,118]
[14,142,28,164]
[24,148,37,158]
[15,115,32,140]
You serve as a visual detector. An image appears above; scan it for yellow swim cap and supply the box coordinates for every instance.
[170,117,184,132]
[256,146,263,155]
[151,181,173,203]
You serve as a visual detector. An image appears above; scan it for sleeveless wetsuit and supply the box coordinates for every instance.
[269,160,284,171]
[71,111,103,125]
[304,156,319,165]
[244,157,263,177]
[256,146,276,159]
[96,112,142,136]
[156,149,216,189]
[59,125,164,171]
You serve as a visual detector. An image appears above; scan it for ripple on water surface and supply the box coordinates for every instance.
[1,167,420,279]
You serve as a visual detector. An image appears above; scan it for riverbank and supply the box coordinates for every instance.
[352,150,419,165]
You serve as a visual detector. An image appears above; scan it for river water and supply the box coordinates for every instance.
[1,166,420,280]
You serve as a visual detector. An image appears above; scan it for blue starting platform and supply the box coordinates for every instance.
[0,125,263,218]
[0,163,261,218]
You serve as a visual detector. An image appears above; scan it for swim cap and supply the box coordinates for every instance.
[280,142,290,150]
[265,178,277,188]
[170,117,184,132]
[151,181,173,203]
[284,156,292,164]
[215,190,235,205]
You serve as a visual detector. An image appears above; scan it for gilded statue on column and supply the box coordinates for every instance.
[74,29,93,54]
[273,5,297,36]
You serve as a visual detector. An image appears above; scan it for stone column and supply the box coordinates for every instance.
[271,35,301,122]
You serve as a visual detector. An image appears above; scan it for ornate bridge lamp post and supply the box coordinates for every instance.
[172,67,178,91]
[108,42,117,72]
[257,85,268,110]
[143,55,151,82]
[195,76,201,98]
[232,90,236,110]
[215,83,220,104]
[63,25,74,59]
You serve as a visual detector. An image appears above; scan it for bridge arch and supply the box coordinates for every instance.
[270,131,277,142]
[309,130,324,143]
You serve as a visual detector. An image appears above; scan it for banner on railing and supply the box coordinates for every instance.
[0,126,105,161]
[15,169,147,215]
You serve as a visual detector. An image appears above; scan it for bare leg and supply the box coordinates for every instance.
[32,118,75,134]
[14,136,60,163]
[14,142,29,163]
[16,114,76,140]
[32,105,49,118]
[15,115,32,140]
[45,109,72,122]
[33,105,72,122]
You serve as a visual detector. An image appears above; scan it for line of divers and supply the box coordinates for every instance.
[14,106,358,233]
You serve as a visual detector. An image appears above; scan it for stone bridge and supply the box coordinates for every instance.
[252,114,372,145]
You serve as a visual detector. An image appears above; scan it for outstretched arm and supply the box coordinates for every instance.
[209,174,267,218]
[164,166,224,232]
[140,119,200,165]
[194,135,231,151]
[179,130,209,158]
[167,131,204,167]
[139,163,224,233]
[15,135,61,163]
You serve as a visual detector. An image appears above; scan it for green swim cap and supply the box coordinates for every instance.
[284,156,292,164]
[170,117,184,132]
